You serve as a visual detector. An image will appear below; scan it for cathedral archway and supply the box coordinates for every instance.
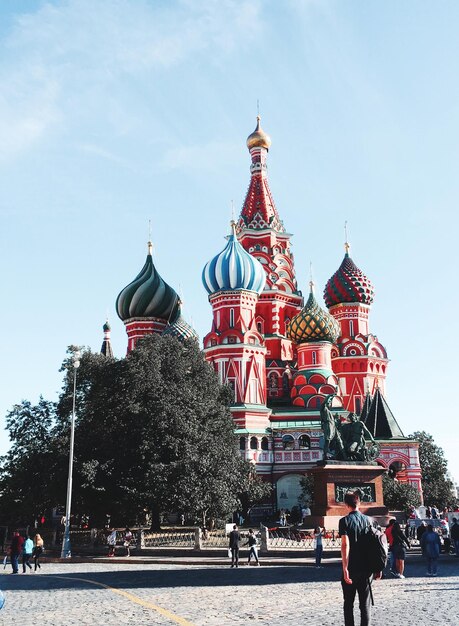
[276,474,303,512]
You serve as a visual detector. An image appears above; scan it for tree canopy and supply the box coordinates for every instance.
[409,431,457,508]
[382,473,422,511]
[0,336,270,528]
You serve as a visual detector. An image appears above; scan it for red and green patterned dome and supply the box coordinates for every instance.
[287,286,340,344]
[324,251,374,308]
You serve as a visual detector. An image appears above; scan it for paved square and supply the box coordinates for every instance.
[0,556,458,625]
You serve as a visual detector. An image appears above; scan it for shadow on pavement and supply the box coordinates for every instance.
[0,560,457,592]
[1,565,340,590]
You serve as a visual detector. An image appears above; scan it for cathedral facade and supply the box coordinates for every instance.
[114,117,422,513]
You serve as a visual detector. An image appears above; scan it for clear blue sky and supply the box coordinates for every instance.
[1,1,458,484]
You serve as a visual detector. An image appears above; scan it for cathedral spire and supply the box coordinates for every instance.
[101,319,114,358]
[238,116,284,233]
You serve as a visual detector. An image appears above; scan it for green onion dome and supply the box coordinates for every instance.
[324,247,375,307]
[287,284,340,344]
[162,315,198,342]
[116,242,180,323]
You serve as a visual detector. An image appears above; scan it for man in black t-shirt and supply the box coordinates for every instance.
[339,492,381,626]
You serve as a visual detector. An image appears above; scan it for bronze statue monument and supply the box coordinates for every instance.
[320,394,379,462]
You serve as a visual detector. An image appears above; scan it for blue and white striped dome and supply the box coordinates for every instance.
[202,223,266,295]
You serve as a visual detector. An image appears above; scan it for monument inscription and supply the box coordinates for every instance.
[335,483,376,503]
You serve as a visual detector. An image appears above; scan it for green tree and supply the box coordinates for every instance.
[409,431,457,508]
[59,335,270,528]
[382,473,422,511]
[0,337,270,528]
[299,473,314,505]
[0,397,64,526]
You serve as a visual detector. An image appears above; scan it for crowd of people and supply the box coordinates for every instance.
[4,531,44,574]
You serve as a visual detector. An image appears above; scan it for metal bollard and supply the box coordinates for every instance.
[194,528,202,551]
[136,529,145,550]
[260,525,269,554]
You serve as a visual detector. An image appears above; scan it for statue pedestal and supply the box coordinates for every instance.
[306,462,389,530]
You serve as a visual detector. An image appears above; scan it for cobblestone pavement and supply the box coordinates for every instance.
[1,555,458,625]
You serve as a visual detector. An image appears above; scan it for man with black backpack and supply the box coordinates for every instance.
[339,491,384,626]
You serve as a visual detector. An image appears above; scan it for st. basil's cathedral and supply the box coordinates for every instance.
[110,117,422,513]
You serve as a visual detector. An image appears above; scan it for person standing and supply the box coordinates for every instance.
[244,529,260,566]
[339,491,382,626]
[123,528,133,557]
[33,534,44,571]
[10,532,24,574]
[22,535,33,573]
[228,524,241,568]
[421,524,442,576]
[384,519,396,574]
[391,522,410,579]
[450,517,459,557]
[107,529,117,557]
[313,526,324,568]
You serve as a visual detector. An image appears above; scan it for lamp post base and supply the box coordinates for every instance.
[61,534,72,558]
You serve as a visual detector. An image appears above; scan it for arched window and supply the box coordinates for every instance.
[261,437,269,451]
[282,435,295,450]
[282,373,290,393]
[298,435,311,449]
[312,351,317,365]
[239,437,246,451]
[349,320,354,336]
[250,436,258,450]
[229,308,234,328]
[269,372,278,389]
[355,397,361,415]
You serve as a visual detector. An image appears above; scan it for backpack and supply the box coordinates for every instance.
[361,523,389,575]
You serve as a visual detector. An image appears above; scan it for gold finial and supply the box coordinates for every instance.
[344,220,350,255]
[246,113,271,150]
[309,261,315,293]
[230,220,237,235]
[231,199,235,222]
[147,219,153,255]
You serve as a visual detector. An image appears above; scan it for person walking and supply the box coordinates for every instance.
[313,526,323,568]
[33,534,44,571]
[450,517,459,557]
[421,524,442,576]
[244,529,260,566]
[391,522,410,579]
[107,529,117,557]
[416,521,427,543]
[123,527,133,557]
[22,535,33,573]
[228,524,241,568]
[339,491,382,626]
[10,532,24,574]
[384,519,396,574]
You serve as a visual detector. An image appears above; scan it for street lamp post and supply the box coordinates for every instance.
[61,350,80,558]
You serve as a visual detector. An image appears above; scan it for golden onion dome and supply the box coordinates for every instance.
[246,115,272,151]
[287,283,340,345]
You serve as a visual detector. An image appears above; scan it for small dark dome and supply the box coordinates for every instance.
[162,316,198,342]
